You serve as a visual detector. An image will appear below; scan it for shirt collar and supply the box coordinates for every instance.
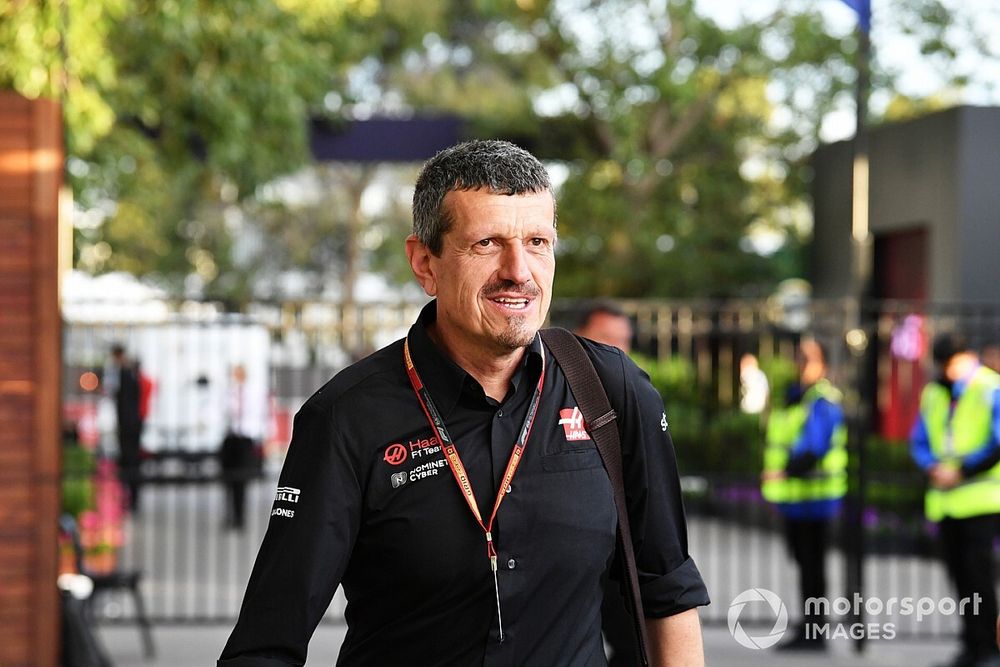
[406,300,543,415]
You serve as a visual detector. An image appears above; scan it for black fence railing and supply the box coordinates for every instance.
[62,464,961,639]
[681,471,959,638]
[59,297,1000,637]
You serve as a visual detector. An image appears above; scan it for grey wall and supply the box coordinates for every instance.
[809,138,854,298]
[956,107,1000,303]
[869,109,959,301]
[810,106,1000,302]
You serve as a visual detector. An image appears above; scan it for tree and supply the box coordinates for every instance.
[3,0,994,303]
[2,0,381,299]
[368,0,996,298]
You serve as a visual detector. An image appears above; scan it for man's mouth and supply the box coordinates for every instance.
[490,296,531,311]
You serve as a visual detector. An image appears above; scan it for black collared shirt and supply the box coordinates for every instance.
[220,302,708,667]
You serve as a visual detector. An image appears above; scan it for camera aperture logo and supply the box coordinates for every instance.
[728,588,788,649]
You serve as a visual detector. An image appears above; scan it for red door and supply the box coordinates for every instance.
[874,228,928,440]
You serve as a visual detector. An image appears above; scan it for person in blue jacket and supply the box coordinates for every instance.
[762,338,847,651]
[911,333,1000,667]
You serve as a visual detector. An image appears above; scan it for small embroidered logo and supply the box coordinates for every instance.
[558,407,590,441]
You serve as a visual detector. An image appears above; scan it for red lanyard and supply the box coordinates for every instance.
[403,336,545,640]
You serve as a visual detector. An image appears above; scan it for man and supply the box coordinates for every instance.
[761,338,847,651]
[220,140,708,666]
[576,302,633,354]
[911,333,1000,667]
[220,364,267,530]
[106,343,143,511]
[738,353,769,416]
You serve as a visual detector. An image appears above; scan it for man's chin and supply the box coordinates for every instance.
[495,319,538,351]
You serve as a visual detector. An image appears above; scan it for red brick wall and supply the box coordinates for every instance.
[0,90,62,667]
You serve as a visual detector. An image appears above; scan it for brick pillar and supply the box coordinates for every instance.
[0,91,63,667]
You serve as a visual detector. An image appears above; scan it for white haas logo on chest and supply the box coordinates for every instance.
[558,407,591,441]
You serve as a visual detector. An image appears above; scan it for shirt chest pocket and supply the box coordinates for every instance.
[541,444,604,472]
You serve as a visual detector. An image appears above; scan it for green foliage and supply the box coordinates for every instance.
[632,353,764,472]
[525,0,853,297]
[631,352,698,405]
[700,409,766,474]
[62,445,96,518]
[3,0,995,304]
[758,355,797,407]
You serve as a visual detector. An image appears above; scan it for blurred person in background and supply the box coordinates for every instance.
[575,301,634,354]
[739,352,770,416]
[911,333,1000,667]
[106,343,144,511]
[220,364,267,530]
[761,338,847,651]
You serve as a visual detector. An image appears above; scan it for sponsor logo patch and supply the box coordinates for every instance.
[383,434,449,490]
[558,407,591,441]
[383,443,408,465]
[274,486,301,503]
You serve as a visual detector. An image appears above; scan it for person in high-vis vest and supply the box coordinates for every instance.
[911,334,1000,667]
[762,338,847,651]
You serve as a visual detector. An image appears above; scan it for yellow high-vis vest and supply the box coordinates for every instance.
[762,379,848,505]
[920,366,1000,521]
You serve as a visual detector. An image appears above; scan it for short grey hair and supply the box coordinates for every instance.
[412,139,553,255]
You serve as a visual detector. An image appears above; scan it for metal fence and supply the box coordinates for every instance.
[60,297,1000,637]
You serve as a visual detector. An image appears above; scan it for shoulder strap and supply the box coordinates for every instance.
[539,328,650,666]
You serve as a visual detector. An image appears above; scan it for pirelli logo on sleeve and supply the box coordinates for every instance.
[271,486,301,519]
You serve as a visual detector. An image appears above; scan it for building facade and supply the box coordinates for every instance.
[811,106,1000,303]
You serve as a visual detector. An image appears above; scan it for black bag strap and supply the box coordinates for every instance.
[539,328,650,666]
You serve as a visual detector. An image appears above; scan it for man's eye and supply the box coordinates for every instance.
[530,238,545,246]
[477,239,492,247]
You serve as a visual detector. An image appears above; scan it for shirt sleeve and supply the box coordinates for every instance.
[910,414,937,472]
[218,398,363,666]
[785,398,842,476]
[613,351,710,618]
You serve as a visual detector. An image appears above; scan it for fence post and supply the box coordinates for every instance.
[843,298,878,653]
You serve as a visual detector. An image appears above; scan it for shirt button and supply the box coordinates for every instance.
[506,485,512,494]
[507,558,517,570]
[497,409,504,418]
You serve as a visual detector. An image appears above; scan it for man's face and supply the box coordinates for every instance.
[797,339,825,385]
[943,351,976,383]
[578,312,632,353]
[408,188,556,357]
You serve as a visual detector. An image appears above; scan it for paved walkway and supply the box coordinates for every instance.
[98,622,960,666]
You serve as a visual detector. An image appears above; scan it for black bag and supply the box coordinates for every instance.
[540,328,650,666]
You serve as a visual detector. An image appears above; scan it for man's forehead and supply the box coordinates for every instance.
[443,186,553,206]
[443,188,556,228]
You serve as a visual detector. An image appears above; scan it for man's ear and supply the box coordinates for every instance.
[406,234,437,296]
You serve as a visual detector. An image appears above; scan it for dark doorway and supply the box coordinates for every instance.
[874,227,929,439]
[874,227,928,300]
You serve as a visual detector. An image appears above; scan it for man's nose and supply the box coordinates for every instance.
[497,243,533,285]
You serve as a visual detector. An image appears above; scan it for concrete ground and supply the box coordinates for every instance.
[98,622,961,667]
